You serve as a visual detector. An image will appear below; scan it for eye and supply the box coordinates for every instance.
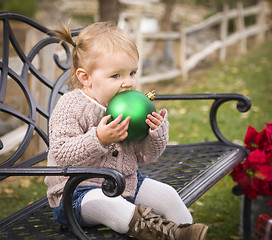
[130,71,136,77]
[111,74,120,79]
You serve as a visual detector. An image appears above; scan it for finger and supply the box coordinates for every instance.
[146,119,157,130]
[119,116,131,128]
[160,109,167,118]
[119,130,129,141]
[147,113,161,126]
[119,125,129,137]
[101,115,112,125]
[117,117,130,137]
[152,112,163,122]
[109,114,123,127]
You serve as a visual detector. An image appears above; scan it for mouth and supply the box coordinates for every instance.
[107,89,135,107]
[118,89,132,94]
[108,89,133,105]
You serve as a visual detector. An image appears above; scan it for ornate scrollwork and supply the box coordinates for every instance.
[0,13,78,167]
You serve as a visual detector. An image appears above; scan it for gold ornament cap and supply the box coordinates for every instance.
[146,90,156,101]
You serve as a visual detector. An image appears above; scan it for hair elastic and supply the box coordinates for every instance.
[72,42,76,48]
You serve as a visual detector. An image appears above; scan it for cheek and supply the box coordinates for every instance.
[104,86,120,102]
[132,79,137,90]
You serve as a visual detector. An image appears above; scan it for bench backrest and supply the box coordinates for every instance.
[0,12,252,183]
[0,13,80,178]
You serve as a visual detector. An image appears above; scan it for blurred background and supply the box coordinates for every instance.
[1,0,271,89]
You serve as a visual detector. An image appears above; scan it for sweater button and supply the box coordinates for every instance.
[112,150,119,157]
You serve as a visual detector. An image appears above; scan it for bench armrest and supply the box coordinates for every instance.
[0,166,125,197]
[0,166,125,240]
[62,168,125,239]
[155,93,251,147]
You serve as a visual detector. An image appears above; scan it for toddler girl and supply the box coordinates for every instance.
[45,22,208,240]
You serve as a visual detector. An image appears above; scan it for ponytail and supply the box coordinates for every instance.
[52,24,76,48]
[51,24,82,90]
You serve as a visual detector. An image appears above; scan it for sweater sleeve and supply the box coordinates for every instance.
[48,94,108,167]
[133,109,169,164]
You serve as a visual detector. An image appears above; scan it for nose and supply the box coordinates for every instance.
[121,77,134,89]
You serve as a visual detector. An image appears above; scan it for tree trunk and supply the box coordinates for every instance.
[160,0,175,32]
[99,0,120,25]
[154,0,176,64]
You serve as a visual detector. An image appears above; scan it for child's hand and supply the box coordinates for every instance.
[97,114,130,147]
[146,108,166,131]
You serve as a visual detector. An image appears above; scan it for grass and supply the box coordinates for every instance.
[148,38,272,239]
[175,39,271,239]
[0,176,47,219]
[153,40,272,145]
[191,176,242,240]
[1,38,272,239]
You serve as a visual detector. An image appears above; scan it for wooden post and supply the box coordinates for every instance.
[173,28,182,83]
[256,1,266,42]
[24,30,42,159]
[25,30,40,111]
[236,2,247,55]
[29,32,56,153]
[219,4,228,62]
[265,1,272,38]
[131,16,143,91]
[39,43,56,140]
[180,28,187,81]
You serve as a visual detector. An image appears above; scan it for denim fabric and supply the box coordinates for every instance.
[54,186,100,227]
[53,170,148,227]
[126,170,147,203]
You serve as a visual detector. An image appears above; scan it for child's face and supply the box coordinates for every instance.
[85,51,138,107]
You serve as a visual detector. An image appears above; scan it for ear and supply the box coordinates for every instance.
[76,68,91,87]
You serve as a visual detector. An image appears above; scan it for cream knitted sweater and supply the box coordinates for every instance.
[45,89,169,208]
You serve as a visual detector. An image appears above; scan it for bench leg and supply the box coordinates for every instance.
[243,195,252,240]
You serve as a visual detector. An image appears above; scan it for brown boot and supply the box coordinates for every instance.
[172,223,208,240]
[127,205,208,240]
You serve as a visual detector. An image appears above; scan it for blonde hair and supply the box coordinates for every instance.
[53,22,139,90]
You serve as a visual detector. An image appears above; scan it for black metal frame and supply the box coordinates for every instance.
[0,12,252,240]
[0,12,127,239]
[0,12,78,170]
[156,94,251,147]
[0,166,125,240]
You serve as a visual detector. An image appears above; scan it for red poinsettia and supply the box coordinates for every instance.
[230,123,272,203]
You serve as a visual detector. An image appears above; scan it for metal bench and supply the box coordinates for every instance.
[0,12,251,240]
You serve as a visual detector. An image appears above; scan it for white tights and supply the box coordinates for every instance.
[81,178,193,234]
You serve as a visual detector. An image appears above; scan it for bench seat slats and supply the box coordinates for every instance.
[0,142,247,240]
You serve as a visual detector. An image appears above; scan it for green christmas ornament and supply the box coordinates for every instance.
[106,90,156,141]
